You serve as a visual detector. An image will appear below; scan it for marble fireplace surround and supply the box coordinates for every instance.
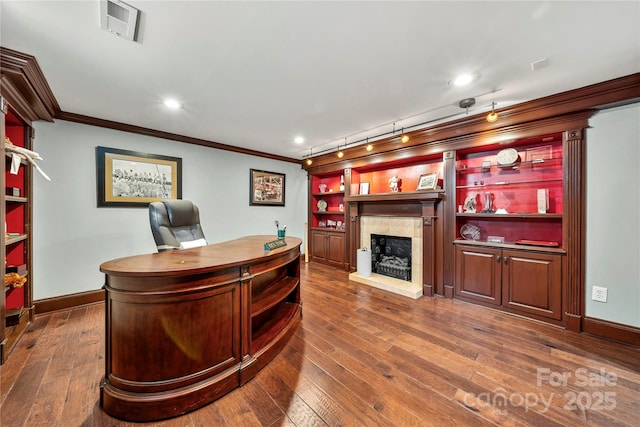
[345,192,443,299]
[350,216,423,298]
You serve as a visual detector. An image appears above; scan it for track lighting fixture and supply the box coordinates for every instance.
[399,127,409,143]
[486,102,499,123]
[365,137,373,151]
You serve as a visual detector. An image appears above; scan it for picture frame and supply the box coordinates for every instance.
[416,173,438,191]
[250,169,285,206]
[359,182,370,195]
[96,146,182,208]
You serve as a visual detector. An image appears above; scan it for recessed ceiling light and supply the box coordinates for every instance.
[449,73,479,87]
[163,99,182,110]
[294,136,305,144]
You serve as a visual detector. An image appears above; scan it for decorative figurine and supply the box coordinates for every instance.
[319,183,327,193]
[389,175,400,192]
[463,193,477,213]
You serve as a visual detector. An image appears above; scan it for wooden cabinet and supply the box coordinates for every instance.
[455,245,502,305]
[455,243,562,322]
[100,236,302,421]
[1,99,35,364]
[310,229,345,267]
[451,131,568,324]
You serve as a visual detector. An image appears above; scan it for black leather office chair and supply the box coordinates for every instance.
[149,199,207,251]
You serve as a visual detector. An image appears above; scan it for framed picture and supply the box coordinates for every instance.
[359,182,370,195]
[250,169,285,206]
[96,146,182,207]
[416,173,438,191]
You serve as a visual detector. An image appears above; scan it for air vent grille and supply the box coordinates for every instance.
[100,0,140,42]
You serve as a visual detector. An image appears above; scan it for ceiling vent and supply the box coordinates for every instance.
[100,0,140,41]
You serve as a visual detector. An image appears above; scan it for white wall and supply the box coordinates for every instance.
[586,103,640,327]
[32,120,308,300]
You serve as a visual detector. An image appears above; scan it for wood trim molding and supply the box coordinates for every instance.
[583,317,640,347]
[35,289,104,315]
[55,111,301,164]
[563,128,587,332]
[0,47,59,122]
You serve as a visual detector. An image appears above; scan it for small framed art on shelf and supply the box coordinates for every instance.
[359,182,370,195]
[416,173,438,191]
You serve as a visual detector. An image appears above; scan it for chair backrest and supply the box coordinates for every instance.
[149,199,206,251]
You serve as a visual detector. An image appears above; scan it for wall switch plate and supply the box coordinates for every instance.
[592,286,608,303]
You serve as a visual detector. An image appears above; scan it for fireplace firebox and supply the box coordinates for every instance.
[371,234,411,281]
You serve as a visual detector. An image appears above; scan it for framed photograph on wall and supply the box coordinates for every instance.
[96,146,182,207]
[250,169,285,206]
[416,173,438,191]
[359,182,370,195]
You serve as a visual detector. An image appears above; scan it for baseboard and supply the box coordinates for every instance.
[35,289,104,314]
[583,316,640,347]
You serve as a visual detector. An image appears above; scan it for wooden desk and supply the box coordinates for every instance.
[99,235,302,421]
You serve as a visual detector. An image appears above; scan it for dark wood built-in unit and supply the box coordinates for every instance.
[1,47,57,364]
[304,73,640,343]
[99,235,302,422]
[308,172,347,268]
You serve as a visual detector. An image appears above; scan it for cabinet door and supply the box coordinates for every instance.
[326,232,345,267]
[455,245,502,305]
[502,251,562,320]
[310,230,328,263]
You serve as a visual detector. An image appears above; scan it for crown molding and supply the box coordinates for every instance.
[0,46,60,123]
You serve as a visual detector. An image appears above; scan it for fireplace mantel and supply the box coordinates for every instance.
[346,190,444,296]
[344,190,445,204]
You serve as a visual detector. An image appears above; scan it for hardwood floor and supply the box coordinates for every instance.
[1,262,639,426]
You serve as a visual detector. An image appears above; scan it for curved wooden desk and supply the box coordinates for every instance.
[99,235,302,421]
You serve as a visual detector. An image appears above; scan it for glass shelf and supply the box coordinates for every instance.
[456,157,561,174]
[456,178,562,189]
[456,213,562,219]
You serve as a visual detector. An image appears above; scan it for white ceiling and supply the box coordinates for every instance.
[1,1,639,160]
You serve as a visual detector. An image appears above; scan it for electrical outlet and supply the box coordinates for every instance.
[592,286,608,303]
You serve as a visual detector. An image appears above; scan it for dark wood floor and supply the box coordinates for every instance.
[1,262,639,426]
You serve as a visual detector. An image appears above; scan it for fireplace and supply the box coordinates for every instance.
[349,216,423,299]
[371,234,411,281]
[345,191,443,299]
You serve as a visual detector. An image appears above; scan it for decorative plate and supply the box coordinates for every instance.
[496,148,519,165]
[460,223,481,240]
[317,199,328,212]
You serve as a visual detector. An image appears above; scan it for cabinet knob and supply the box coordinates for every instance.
[496,255,501,263]
[504,256,509,265]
